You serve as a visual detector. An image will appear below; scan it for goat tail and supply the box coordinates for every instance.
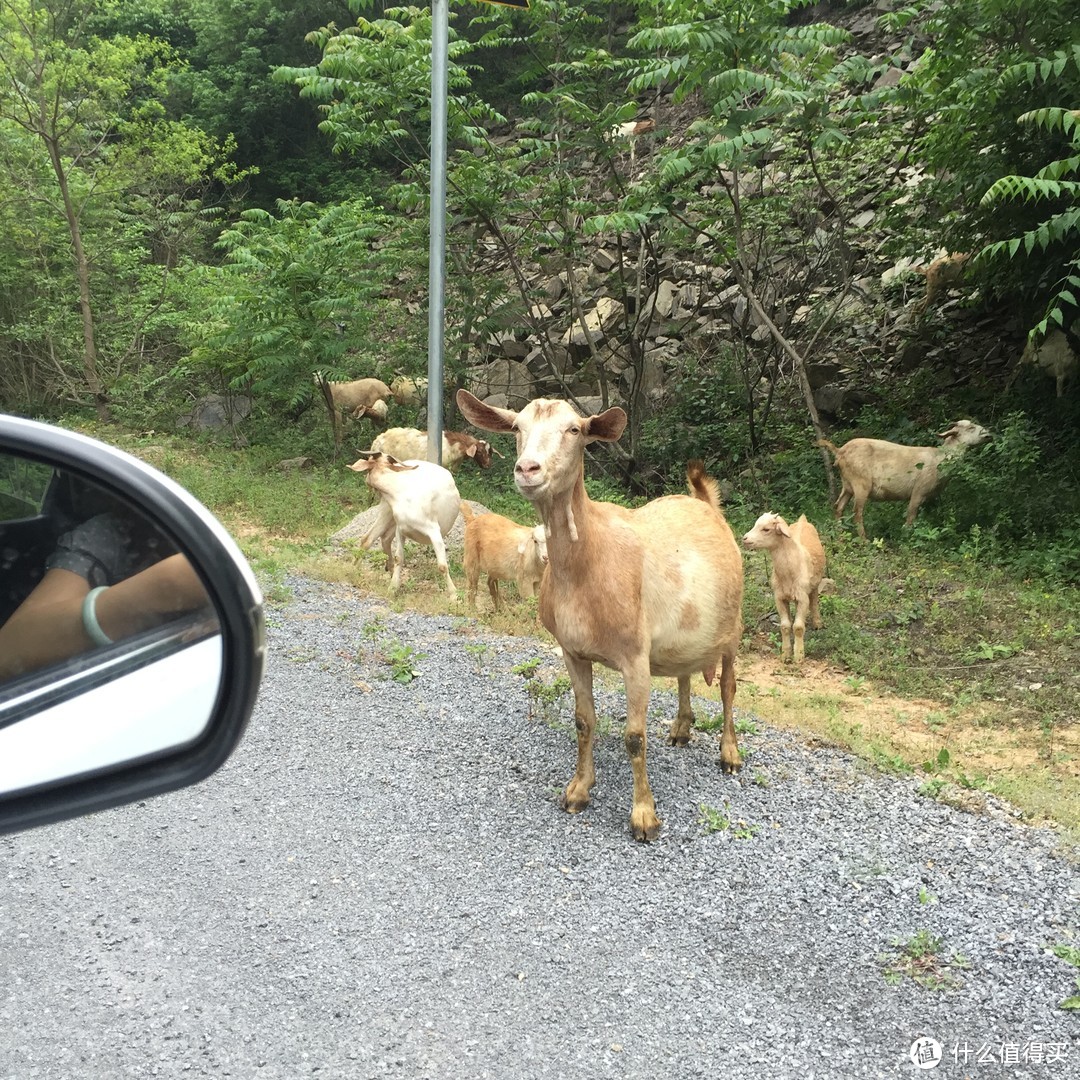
[686,459,722,513]
[815,437,840,458]
[460,501,474,525]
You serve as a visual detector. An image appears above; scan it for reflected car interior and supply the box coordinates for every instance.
[0,418,264,835]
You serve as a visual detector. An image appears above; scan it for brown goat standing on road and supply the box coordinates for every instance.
[457,389,744,842]
[817,420,991,539]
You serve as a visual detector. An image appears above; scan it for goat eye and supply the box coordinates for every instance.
[568,425,580,436]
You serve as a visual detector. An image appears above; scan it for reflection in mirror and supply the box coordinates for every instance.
[0,636,222,795]
[0,452,222,794]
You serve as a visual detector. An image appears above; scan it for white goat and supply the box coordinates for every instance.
[606,117,656,174]
[347,453,461,596]
[742,513,826,664]
[461,503,548,611]
[370,427,497,470]
[817,419,992,539]
[457,389,744,842]
[316,374,391,452]
[389,376,429,407]
[1021,329,1077,397]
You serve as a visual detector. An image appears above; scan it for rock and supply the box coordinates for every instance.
[178,394,252,433]
[469,358,535,409]
[276,456,315,472]
[560,296,625,346]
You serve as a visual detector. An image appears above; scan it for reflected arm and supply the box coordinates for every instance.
[0,555,210,680]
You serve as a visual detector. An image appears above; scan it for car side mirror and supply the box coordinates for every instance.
[0,416,264,834]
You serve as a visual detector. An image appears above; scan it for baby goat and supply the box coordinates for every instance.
[316,374,391,452]
[370,427,497,470]
[461,504,547,611]
[1021,329,1078,398]
[742,513,826,664]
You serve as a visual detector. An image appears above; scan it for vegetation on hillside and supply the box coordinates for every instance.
[1,0,1078,587]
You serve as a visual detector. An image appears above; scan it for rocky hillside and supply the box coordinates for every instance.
[452,1,1049,444]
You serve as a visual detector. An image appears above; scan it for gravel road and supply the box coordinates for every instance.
[2,575,1078,1080]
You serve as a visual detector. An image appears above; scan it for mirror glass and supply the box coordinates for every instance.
[0,452,222,795]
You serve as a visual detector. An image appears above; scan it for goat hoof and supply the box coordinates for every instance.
[630,805,661,842]
[668,719,692,746]
[720,753,742,775]
[562,782,591,814]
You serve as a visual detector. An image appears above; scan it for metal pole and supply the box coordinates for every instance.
[427,0,448,465]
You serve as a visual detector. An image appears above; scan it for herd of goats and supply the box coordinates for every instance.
[329,371,998,841]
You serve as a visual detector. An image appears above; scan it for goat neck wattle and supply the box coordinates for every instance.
[516,460,588,547]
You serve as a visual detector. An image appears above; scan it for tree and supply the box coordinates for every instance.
[183,198,414,411]
[0,0,241,416]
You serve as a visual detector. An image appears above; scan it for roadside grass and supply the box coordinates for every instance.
[77,422,1080,846]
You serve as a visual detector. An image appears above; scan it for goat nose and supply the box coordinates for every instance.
[516,459,541,480]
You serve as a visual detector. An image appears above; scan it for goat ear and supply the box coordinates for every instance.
[466,444,477,457]
[938,425,959,438]
[347,458,373,473]
[583,407,627,443]
[456,389,517,433]
[517,539,528,555]
[776,519,792,537]
[386,458,419,472]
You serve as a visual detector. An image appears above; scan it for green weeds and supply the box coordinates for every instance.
[881,929,969,991]
[698,802,759,839]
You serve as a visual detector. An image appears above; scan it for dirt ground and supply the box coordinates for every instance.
[718,644,1080,842]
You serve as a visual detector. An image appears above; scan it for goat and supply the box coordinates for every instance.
[456,389,744,842]
[347,452,461,596]
[1021,329,1078,398]
[606,117,655,174]
[389,376,429,407]
[742,513,826,664]
[817,419,992,539]
[461,503,547,612]
[370,427,498,470]
[315,374,391,452]
[914,251,970,314]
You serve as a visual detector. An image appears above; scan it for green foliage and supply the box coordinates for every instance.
[885,0,1080,303]
[0,0,243,412]
[163,0,361,205]
[979,105,1080,338]
[698,802,758,838]
[1052,944,1080,1010]
[928,412,1080,584]
[385,638,425,683]
[184,198,417,408]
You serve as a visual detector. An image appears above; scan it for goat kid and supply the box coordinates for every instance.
[817,419,991,539]
[461,503,548,611]
[914,251,970,314]
[456,389,743,842]
[348,452,461,596]
[742,513,826,663]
